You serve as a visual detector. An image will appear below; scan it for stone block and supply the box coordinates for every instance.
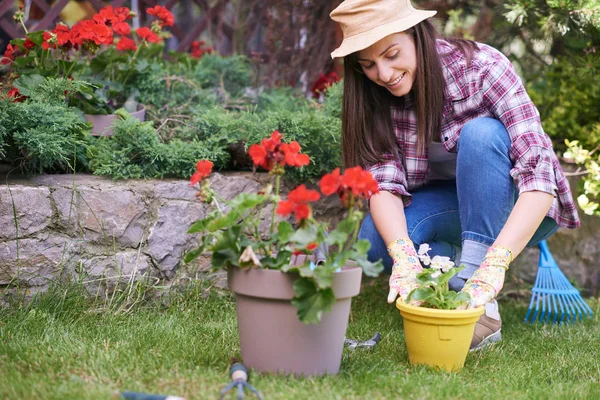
[147,200,207,276]
[0,186,52,240]
[52,186,147,247]
[0,235,74,286]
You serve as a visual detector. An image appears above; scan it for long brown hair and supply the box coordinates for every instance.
[341,20,477,168]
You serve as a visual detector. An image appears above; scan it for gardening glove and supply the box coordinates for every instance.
[460,245,514,308]
[387,238,423,305]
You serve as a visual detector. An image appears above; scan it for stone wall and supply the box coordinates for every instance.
[1,172,599,304]
[0,173,276,302]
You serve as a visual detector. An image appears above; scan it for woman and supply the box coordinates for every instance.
[329,0,579,350]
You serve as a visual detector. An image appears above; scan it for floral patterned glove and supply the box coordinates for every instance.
[387,238,423,304]
[460,245,514,308]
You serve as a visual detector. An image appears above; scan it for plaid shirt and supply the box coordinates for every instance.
[367,40,580,229]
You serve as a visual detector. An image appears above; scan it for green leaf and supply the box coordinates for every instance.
[229,192,268,210]
[206,210,240,232]
[261,250,292,270]
[295,263,335,290]
[276,221,294,243]
[210,225,242,268]
[408,287,435,302]
[352,239,371,254]
[10,55,36,69]
[353,256,383,277]
[289,225,319,247]
[26,31,45,46]
[454,291,471,303]
[324,228,348,247]
[437,266,462,286]
[134,59,150,73]
[187,211,219,233]
[183,247,204,263]
[13,74,46,96]
[291,278,335,324]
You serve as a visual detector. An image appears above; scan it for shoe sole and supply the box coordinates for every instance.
[469,329,502,352]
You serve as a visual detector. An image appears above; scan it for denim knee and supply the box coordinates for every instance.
[458,117,511,155]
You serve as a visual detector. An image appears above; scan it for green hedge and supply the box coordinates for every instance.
[0,57,344,182]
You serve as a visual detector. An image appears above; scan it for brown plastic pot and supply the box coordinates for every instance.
[85,105,146,136]
[227,263,362,376]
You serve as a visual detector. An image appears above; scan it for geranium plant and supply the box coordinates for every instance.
[407,244,471,309]
[1,5,174,114]
[185,130,383,324]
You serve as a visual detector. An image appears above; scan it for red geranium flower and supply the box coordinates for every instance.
[7,87,27,102]
[190,160,214,186]
[75,20,113,46]
[41,32,55,50]
[248,130,310,173]
[116,36,137,51]
[147,5,175,27]
[113,22,131,36]
[55,24,73,47]
[276,184,320,223]
[191,41,214,59]
[319,166,379,208]
[1,44,16,65]
[281,141,310,167]
[306,242,318,251]
[23,37,35,50]
[136,27,160,43]
[319,168,341,196]
[340,166,379,198]
[311,71,341,98]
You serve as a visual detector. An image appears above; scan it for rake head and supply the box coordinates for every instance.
[524,240,593,324]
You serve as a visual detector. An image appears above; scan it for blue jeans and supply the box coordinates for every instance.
[358,117,558,288]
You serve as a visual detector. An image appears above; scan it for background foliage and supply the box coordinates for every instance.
[0,0,599,210]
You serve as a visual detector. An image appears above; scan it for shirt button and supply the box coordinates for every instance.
[444,137,449,141]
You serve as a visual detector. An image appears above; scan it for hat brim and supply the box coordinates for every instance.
[331,10,436,59]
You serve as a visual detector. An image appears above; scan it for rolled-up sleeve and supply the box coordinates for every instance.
[366,154,413,206]
[481,56,558,196]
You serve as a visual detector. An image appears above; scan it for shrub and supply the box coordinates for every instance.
[528,55,600,151]
[242,108,342,183]
[0,77,90,174]
[190,54,252,98]
[87,112,225,179]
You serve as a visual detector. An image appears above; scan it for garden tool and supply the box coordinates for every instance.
[524,240,593,324]
[219,363,262,400]
[344,332,381,349]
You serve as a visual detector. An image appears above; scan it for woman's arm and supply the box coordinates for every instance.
[369,190,409,245]
[494,190,554,257]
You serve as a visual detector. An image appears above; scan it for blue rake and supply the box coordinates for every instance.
[524,240,593,324]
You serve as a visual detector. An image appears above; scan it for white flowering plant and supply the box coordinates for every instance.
[406,244,471,310]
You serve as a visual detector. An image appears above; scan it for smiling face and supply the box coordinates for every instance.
[356,32,417,97]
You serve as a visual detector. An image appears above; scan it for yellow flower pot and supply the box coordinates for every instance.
[396,299,485,372]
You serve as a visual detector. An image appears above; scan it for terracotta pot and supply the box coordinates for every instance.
[396,300,484,372]
[228,263,362,376]
[85,105,146,137]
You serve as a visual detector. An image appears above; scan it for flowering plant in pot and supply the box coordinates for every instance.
[396,244,483,372]
[185,130,383,375]
[1,5,174,124]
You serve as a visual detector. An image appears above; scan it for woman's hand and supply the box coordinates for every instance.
[460,245,514,308]
[387,238,423,304]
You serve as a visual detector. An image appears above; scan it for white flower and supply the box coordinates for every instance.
[418,243,431,255]
[419,254,431,266]
[431,270,442,279]
[430,255,454,272]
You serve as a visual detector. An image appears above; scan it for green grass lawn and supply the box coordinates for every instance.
[1,279,599,400]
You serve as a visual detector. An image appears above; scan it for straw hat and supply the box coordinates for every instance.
[330,0,436,59]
